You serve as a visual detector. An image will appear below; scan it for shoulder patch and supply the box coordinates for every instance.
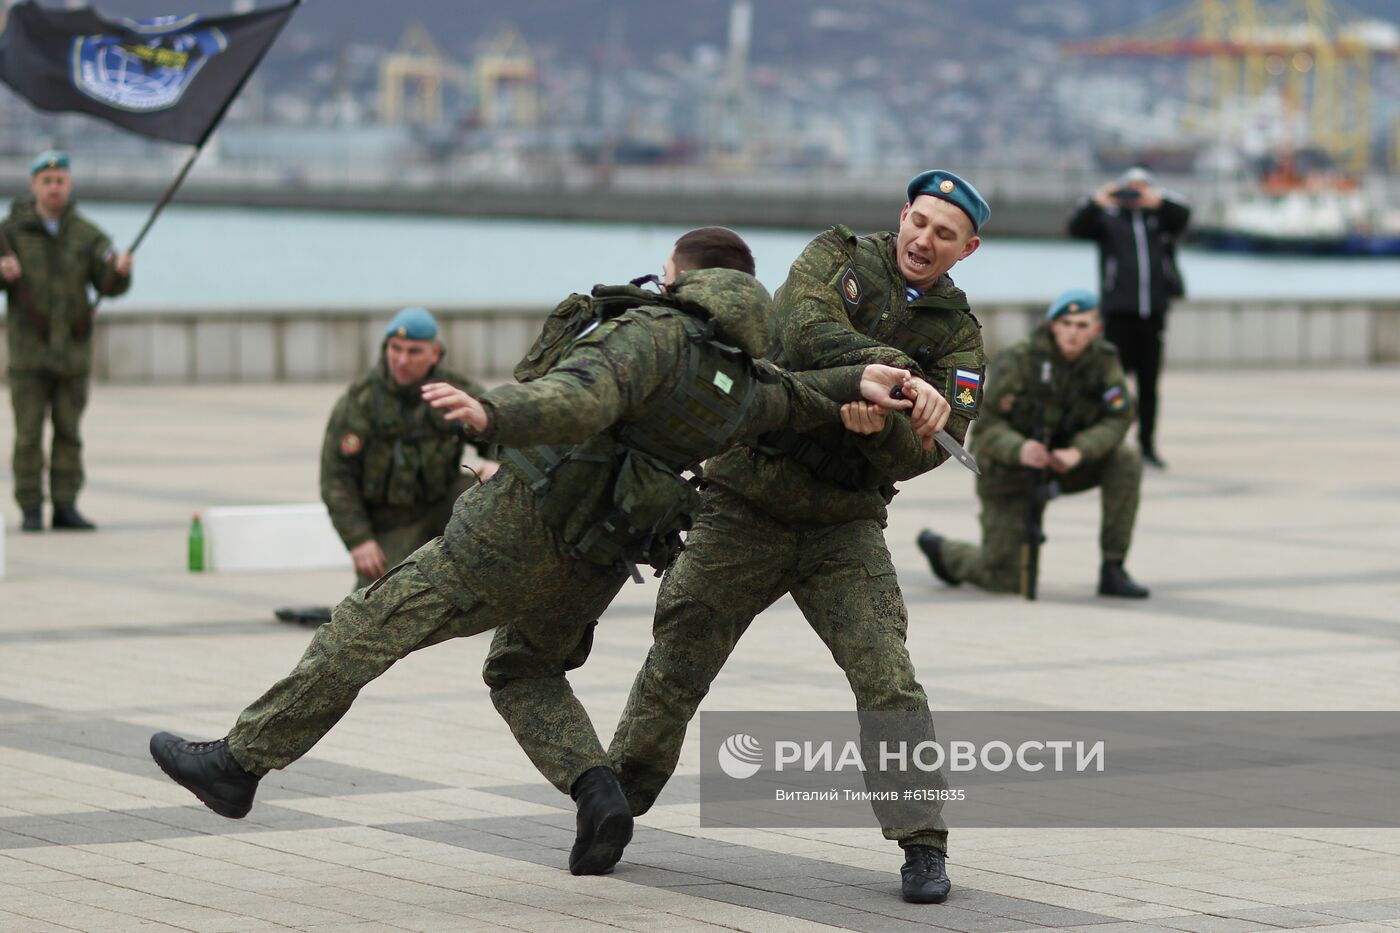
[840,267,862,306]
[1102,384,1127,412]
[953,368,982,413]
[339,432,363,456]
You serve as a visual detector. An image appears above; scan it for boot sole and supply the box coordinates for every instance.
[902,887,950,904]
[148,735,252,820]
[569,810,634,876]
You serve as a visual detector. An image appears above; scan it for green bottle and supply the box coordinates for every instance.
[188,513,205,572]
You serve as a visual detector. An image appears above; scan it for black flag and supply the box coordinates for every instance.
[0,1,299,146]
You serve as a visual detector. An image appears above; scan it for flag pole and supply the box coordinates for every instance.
[124,0,303,257]
[126,143,203,255]
[83,0,303,321]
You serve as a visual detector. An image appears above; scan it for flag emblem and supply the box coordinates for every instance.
[71,19,228,113]
[0,1,301,146]
[1102,385,1126,411]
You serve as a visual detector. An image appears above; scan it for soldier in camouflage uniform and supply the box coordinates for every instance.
[918,289,1149,598]
[607,172,990,905]
[149,229,937,878]
[1,151,132,532]
[321,307,495,591]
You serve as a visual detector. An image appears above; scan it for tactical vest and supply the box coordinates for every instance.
[504,297,762,579]
[1009,338,1115,449]
[354,370,463,510]
[763,225,981,489]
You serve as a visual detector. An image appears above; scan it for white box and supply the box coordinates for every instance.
[204,503,350,573]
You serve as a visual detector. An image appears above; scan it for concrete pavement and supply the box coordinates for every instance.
[2,367,1398,932]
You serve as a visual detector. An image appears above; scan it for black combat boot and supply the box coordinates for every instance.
[568,765,634,876]
[149,733,260,819]
[901,844,951,904]
[916,530,959,587]
[274,606,332,626]
[51,504,96,530]
[1098,561,1150,599]
[21,507,43,532]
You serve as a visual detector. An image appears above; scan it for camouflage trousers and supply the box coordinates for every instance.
[608,486,948,852]
[9,370,89,509]
[941,443,1143,593]
[227,480,627,795]
[356,474,477,589]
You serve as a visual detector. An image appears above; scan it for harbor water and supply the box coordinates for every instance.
[72,203,1400,311]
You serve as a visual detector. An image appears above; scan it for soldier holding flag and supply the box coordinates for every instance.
[0,1,301,529]
[2,150,132,531]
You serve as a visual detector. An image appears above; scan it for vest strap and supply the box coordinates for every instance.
[502,445,562,491]
[758,428,869,491]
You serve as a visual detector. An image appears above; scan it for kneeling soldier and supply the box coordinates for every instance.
[919,289,1149,598]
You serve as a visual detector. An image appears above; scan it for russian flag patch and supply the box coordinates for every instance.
[1103,385,1127,411]
[952,368,982,412]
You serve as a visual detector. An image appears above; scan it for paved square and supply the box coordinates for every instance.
[2,367,1398,932]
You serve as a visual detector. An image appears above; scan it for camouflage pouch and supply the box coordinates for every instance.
[531,435,619,542]
[513,293,596,383]
[612,450,701,545]
[514,276,677,383]
[568,448,701,575]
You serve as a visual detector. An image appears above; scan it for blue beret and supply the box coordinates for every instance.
[906,169,990,233]
[1046,288,1099,321]
[30,149,70,175]
[385,307,439,341]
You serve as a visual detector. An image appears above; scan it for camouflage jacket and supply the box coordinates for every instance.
[970,324,1134,497]
[705,226,986,525]
[429,269,869,601]
[2,198,131,376]
[320,356,488,548]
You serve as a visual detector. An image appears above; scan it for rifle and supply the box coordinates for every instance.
[1020,359,1059,600]
[0,227,48,343]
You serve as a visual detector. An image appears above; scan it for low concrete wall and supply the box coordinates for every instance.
[2,299,1397,382]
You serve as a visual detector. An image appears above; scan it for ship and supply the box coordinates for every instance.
[1192,148,1400,256]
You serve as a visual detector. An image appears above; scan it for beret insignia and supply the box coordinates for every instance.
[939,179,955,193]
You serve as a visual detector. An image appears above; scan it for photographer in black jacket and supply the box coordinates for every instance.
[1068,166,1189,468]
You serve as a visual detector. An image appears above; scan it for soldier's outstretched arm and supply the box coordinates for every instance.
[425,320,675,447]
[708,362,913,451]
